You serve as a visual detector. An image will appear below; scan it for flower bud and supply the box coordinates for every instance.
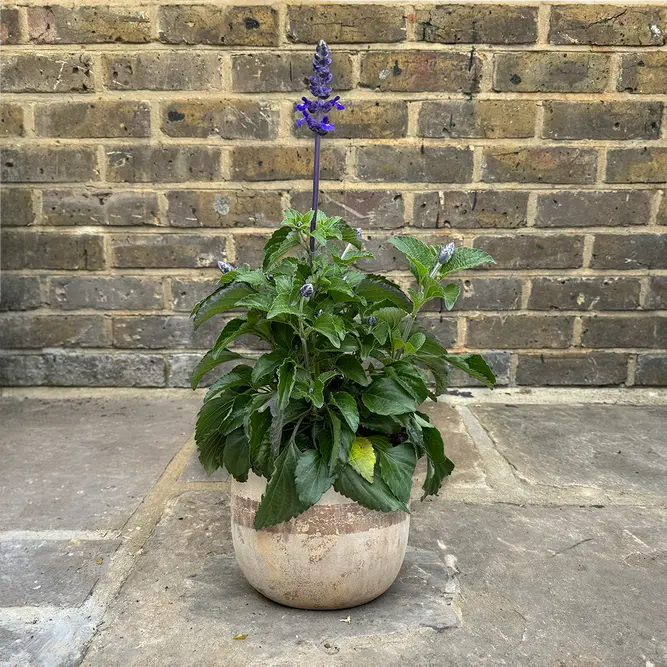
[299,283,315,298]
[217,260,234,274]
[438,242,456,265]
[367,316,377,325]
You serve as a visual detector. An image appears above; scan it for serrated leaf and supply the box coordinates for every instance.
[251,350,286,388]
[264,227,301,270]
[439,247,495,275]
[348,436,375,483]
[189,350,242,389]
[193,283,255,329]
[421,276,445,303]
[236,293,273,312]
[253,440,306,529]
[312,313,345,348]
[267,293,301,319]
[421,425,455,499]
[307,378,324,408]
[377,443,417,504]
[391,361,429,403]
[331,391,359,433]
[442,283,460,310]
[405,332,426,356]
[210,318,250,358]
[444,353,496,388]
[335,355,369,386]
[334,466,407,513]
[373,306,407,330]
[295,448,335,507]
[205,364,253,401]
[356,275,412,312]
[222,428,251,482]
[362,377,419,416]
[277,359,296,410]
[389,236,436,277]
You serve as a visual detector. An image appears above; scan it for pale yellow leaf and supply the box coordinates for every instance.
[348,437,376,483]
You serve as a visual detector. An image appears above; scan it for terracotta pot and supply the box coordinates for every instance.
[230,471,410,610]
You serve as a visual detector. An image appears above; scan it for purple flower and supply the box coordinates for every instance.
[299,283,315,298]
[367,316,377,325]
[217,260,234,273]
[295,40,344,135]
[438,242,456,265]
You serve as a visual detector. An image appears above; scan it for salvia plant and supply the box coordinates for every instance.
[191,41,496,529]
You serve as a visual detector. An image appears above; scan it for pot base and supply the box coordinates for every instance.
[231,473,410,610]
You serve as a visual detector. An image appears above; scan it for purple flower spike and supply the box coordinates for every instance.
[295,40,344,135]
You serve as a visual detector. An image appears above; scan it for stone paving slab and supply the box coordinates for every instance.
[83,496,667,667]
[0,608,96,667]
[178,451,229,483]
[0,397,200,531]
[471,404,667,496]
[419,404,487,488]
[0,539,120,608]
[81,492,460,667]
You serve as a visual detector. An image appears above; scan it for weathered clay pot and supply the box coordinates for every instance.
[230,471,410,610]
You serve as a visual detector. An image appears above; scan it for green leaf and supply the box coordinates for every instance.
[373,306,407,330]
[442,283,460,311]
[277,359,296,410]
[377,443,417,504]
[189,349,242,389]
[348,436,376,483]
[205,365,253,401]
[221,394,252,435]
[197,431,225,476]
[222,428,251,482]
[307,378,324,408]
[405,332,426,356]
[317,370,340,386]
[267,293,301,319]
[254,440,306,529]
[251,350,286,388]
[334,466,407,513]
[210,318,248,358]
[312,313,345,348]
[328,411,342,475]
[195,395,236,473]
[356,275,412,312]
[389,236,436,278]
[331,391,359,433]
[263,227,301,270]
[439,247,495,275]
[236,293,273,312]
[390,361,429,403]
[295,448,335,507]
[444,353,496,388]
[268,397,284,456]
[421,425,455,498]
[247,405,271,455]
[421,276,445,303]
[362,377,419,416]
[193,283,255,329]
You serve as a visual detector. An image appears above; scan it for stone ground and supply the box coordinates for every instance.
[1,387,666,667]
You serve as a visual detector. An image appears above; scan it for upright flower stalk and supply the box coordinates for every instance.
[295,40,344,261]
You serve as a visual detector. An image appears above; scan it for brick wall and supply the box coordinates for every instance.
[1,1,666,388]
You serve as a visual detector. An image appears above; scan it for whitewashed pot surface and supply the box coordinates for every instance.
[231,471,410,610]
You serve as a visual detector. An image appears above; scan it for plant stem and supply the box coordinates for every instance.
[308,133,321,265]
[298,297,311,370]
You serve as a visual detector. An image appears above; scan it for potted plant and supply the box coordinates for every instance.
[190,41,496,610]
